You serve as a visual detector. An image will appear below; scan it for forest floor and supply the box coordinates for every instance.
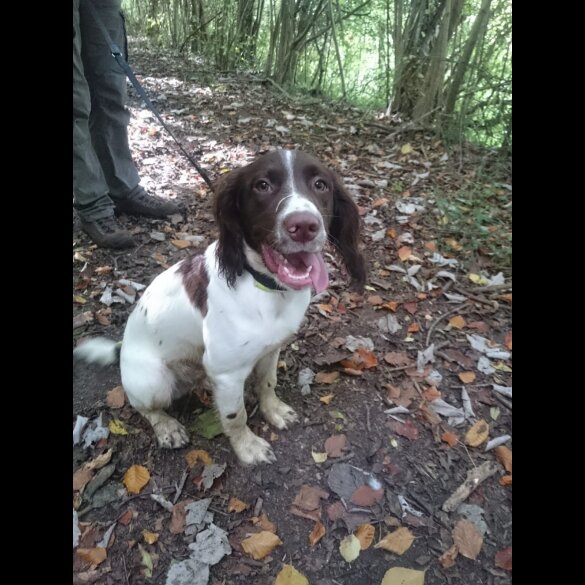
[73,39,512,585]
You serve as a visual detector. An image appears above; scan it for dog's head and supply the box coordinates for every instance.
[214,149,366,292]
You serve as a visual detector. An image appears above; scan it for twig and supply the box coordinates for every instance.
[365,403,372,432]
[442,461,499,512]
[494,392,512,411]
[122,554,129,585]
[426,303,470,346]
[469,283,512,293]
[323,451,355,468]
[453,286,498,309]
[173,468,189,504]
[261,77,294,100]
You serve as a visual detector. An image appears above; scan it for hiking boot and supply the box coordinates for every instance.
[113,186,180,218]
[79,215,136,249]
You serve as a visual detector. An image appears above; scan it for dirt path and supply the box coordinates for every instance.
[73,40,512,585]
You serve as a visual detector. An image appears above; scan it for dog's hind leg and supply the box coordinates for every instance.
[254,349,298,429]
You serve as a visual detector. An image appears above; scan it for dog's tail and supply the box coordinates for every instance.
[73,338,122,366]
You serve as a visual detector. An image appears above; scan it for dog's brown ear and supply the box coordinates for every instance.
[214,168,245,287]
[329,175,367,291]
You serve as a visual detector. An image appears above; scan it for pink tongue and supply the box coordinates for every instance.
[276,252,329,293]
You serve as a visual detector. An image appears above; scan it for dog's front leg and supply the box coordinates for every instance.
[255,349,298,429]
[210,369,275,465]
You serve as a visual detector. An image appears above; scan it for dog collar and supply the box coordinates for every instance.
[244,262,287,292]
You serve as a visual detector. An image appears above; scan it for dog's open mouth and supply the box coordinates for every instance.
[261,245,329,292]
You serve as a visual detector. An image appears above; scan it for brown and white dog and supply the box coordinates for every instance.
[75,149,365,465]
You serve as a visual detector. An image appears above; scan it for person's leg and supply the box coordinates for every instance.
[73,0,134,248]
[79,0,178,217]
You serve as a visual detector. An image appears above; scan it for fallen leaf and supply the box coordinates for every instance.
[423,387,441,401]
[169,500,191,534]
[381,567,425,585]
[504,331,512,350]
[384,352,413,366]
[499,293,512,303]
[186,449,214,467]
[241,530,282,560]
[325,434,347,457]
[495,547,512,571]
[293,485,329,512]
[458,371,476,384]
[77,547,107,566]
[403,301,418,315]
[308,521,326,545]
[424,241,437,252]
[143,530,159,544]
[372,197,389,208]
[439,544,458,569]
[108,419,128,435]
[368,295,384,306]
[493,361,512,372]
[401,143,413,155]
[448,315,466,329]
[274,564,309,585]
[227,497,249,513]
[382,301,400,312]
[119,510,133,526]
[387,384,401,399]
[441,431,459,447]
[452,519,483,559]
[355,523,375,550]
[138,543,153,578]
[468,272,489,285]
[251,512,276,533]
[465,420,490,447]
[311,450,328,463]
[500,474,512,486]
[171,239,192,249]
[319,393,334,405]
[446,238,463,251]
[106,386,125,409]
[123,465,150,495]
[494,446,512,472]
[73,468,94,492]
[374,527,415,554]
[390,419,420,440]
[398,246,412,261]
[339,534,361,562]
[73,295,87,305]
[194,409,223,439]
[350,485,384,506]
[315,371,339,384]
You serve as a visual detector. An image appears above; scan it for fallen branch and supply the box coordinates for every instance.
[442,461,499,512]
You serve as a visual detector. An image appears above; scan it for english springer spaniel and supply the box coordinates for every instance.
[75,149,366,465]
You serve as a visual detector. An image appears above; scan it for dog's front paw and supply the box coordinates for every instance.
[231,427,275,466]
[261,398,298,430]
[153,418,190,449]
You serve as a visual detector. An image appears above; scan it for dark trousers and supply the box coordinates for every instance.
[73,0,140,221]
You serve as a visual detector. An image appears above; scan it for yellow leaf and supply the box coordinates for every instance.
[319,393,334,405]
[446,238,463,251]
[401,143,413,155]
[228,497,249,513]
[493,362,512,372]
[185,449,213,467]
[354,523,375,550]
[374,527,414,555]
[448,315,466,329]
[241,530,282,560]
[381,567,425,585]
[77,547,107,566]
[142,530,159,544]
[339,534,361,562]
[73,295,87,305]
[171,239,192,249]
[109,419,128,435]
[458,371,476,384]
[311,450,328,463]
[308,521,326,546]
[464,419,489,447]
[398,246,412,261]
[123,465,151,494]
[274,564,309,585]
[468,273,489,285]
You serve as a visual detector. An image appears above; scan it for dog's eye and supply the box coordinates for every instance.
[255,180,271,192]
[314,179,328,191]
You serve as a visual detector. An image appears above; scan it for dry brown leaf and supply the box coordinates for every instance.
[458,371,476,384]
[143,530,159,544]
[123,465,150,495]
[367,295,384,306]
[403,301,418,315]
[448,315,466,329]
[452,519,483,560]
[170,239,192,249]
[424,241,437,252]
[423,386,441,401]
[251,512,276,533]
[390,419,420,440]
[407,323,420,333]
[374,527,415,555]
[500,474,512,486]
[386,384,401,399]
[185,449,213,467]
[118,510,133,526]
[77,547,107,566]
[381,567,425,585]
[228,497,249,513]
[293,485,329,512]
[274,565,309,585]
[241,530,282,560]
[465,419,490,447]
[73,468,94,492]
[384,352,412,367]
[95,266,113,274]
[106,386,125,409]
[495,547,512,571]
[494,445,512,472]
[372,197,389,208]
[324,434,347,457]
[315,371,340,384]
[505,330,512,350]
[354,523,375,550]
[382,300,400,312]
[439,544,459,569]
[319,393,334,405]
[350,485,384,506]
[499,293,512,303]
[308,521,326,546]
[387,227,397,238]
[441,431,459,447]
[398,246,412,261]
[446,238,463,251]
